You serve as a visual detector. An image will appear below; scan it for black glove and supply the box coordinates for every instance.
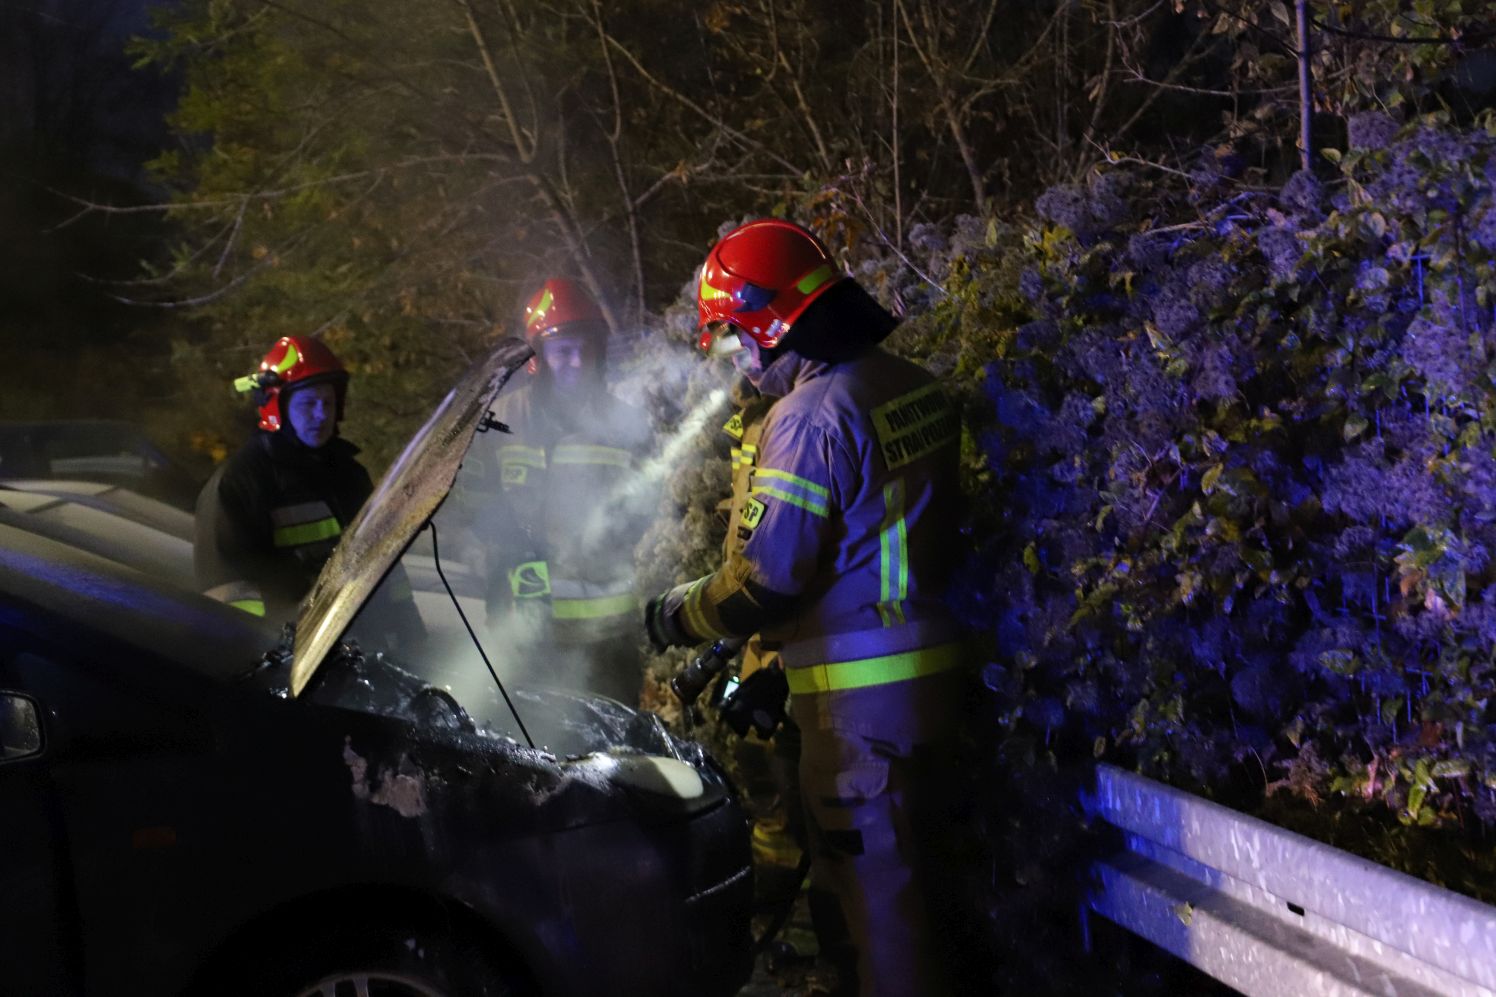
[719,665,790,739]
[645,593,690,652]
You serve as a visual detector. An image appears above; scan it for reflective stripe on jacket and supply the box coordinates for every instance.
[666,346,964,734]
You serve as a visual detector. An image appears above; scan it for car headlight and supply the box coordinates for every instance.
[568,751,705,800]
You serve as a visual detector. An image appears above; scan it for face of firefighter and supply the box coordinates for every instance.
[731,333,767,386]
[539,333,605,397]
[285,382,339,449]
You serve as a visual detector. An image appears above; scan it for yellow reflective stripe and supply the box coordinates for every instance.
[730,444,760,472]
[786,642,966,694]
[681,576,723,639]
[498,445,547,468]
[877,480,907,627]
[272,517,341,547]
[750,485,829,518]
[526,287,554,331]
[230,599,266,617]
[552,592,638,620]
[272,341,300,374]
[796,264,836,295]
[699,268,732,302]
[754,467,829,498]
[553,444,631,468]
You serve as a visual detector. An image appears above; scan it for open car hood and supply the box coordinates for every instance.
[289,338,532,697]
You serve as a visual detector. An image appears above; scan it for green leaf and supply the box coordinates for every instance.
[1201,464,1224,495]
[1343,413,1369,440]
[1408,783,1427,819]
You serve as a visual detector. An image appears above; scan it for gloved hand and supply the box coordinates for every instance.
[645,591,691,652]
[719,665,790,739]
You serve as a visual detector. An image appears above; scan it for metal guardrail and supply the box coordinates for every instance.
[1083,763,1496,996]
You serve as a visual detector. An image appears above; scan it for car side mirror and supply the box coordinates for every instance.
[0,693,42,761]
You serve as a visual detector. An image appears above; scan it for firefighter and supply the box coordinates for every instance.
[470,277,652,706]
[195,336,372,622]
[646,219,966,997]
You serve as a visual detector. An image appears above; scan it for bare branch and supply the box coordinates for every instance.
[456,0,537,162]
[894,0,987,213]
[600,28,805,176]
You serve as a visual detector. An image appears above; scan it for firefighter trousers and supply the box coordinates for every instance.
[798,723,960,997]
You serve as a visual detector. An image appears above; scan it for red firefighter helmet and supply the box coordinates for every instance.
[522,277,607,375]
[523,277,606,343]
[696,218,845,352]
[234,336,349,433]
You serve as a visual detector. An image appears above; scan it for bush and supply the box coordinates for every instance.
[901,111,1496,842]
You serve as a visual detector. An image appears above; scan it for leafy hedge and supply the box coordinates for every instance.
[888,111,1496,869]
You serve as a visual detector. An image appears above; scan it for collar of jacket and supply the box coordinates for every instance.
[260,429,360,465]
[755,350,832,400]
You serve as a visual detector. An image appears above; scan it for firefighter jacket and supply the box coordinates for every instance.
[663,346,965,743]
[194,431,373,620]
[468,380,653,645]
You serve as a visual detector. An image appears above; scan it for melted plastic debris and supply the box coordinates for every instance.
[342,737,429,818]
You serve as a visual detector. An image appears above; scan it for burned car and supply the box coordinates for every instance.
[0,339,753,997]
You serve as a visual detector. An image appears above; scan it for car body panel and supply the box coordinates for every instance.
[0,483,196,590]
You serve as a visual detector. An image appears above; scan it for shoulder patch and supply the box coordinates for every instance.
[722,412,746,440]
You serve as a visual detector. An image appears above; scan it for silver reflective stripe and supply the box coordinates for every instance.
[553,444,631,468]
[548,577,635,599]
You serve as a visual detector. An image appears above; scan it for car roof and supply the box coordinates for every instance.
[0,500,196,592]
[0,479,194,541]
[0,521,277,680]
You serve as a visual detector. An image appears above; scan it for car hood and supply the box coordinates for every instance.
[289,338,532,697]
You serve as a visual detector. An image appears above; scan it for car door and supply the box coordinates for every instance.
[0,629,84,995]
[6,621,228,997]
